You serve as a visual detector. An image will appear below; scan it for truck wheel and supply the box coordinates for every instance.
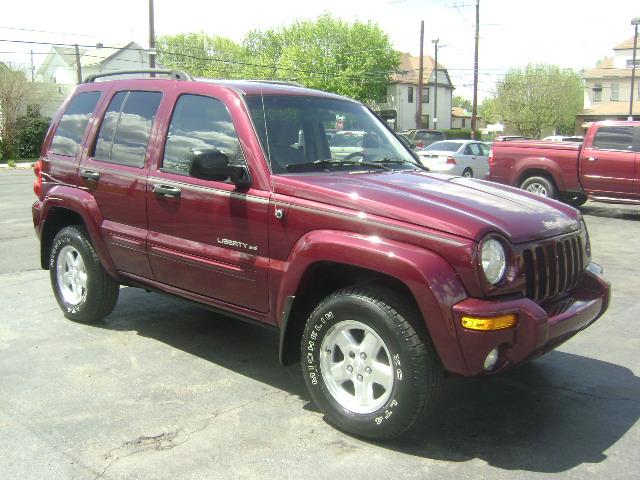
[563,193,588,207]
[300,287,443,439]
[50,226,119,323]
[462,168,473,178]
[520,176,556,199]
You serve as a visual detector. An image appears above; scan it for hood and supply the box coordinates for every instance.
[273,171,580,244]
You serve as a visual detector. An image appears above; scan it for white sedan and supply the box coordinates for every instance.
[416,140,490,178]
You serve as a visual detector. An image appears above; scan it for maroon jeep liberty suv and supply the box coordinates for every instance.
[32,70,610,439]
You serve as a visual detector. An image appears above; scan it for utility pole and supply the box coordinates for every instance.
[432,39,439,130]
[628,17,639,120]
[471,0,480,138]
[74,44,82,84]
[417,20,424,129]
[149,0,156,75]
[30,50,34,82]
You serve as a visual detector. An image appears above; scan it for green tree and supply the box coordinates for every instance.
[492,64,583,137]
[479,97,499,124]
[157,32,246,79]
[452,95,472,111]
[0,64,30,159]
[244,14,399,103]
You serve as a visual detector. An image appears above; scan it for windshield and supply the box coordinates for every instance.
[245,95,419,174]
[424,141,462,152]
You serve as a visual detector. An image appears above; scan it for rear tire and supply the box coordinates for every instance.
[520,176,556,199]
[301,286,443,440]
[50,225,119,323]
[462,168,473,178]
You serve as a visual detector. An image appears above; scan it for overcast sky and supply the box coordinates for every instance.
[1,0,638,100]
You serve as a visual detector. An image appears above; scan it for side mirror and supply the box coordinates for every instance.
[189,149,250,187]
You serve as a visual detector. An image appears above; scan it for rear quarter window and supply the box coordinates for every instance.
[50,91,102,157]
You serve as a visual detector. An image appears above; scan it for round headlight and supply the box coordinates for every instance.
[481,238,506,285]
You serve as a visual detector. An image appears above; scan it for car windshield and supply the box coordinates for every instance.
[424,141,462,152]
[245,95,419,174]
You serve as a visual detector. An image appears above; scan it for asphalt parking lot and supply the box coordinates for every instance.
[1,168,638,479]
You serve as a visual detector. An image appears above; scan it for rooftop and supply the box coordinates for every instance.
[613,37,640,50]
[579,100,640,116]
[391,53,448,86]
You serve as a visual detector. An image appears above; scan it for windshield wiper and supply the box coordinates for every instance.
[371,157,428,170]
[285,160,391,172]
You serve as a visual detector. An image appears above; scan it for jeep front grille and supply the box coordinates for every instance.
[522,234,584,302]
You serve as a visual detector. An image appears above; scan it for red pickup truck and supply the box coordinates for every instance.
[489,121,640,206]
[32,70,609,439]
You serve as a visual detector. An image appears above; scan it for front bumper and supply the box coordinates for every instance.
[451,262,610,376]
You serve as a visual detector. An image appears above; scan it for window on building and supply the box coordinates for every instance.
[626,58,640,68]
[461,118,466,128]
[407,87,414,103]
[50,91,102,157]
[610,83,619,101]
[422,87,430,104]
[592,84,602,102]
[592,126,634,151]
[162,94,245,177]
[93,91,162,168]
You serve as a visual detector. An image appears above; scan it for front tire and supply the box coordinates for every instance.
[301,287,443,439]
[520,175,556,199]
[50,225,119,323]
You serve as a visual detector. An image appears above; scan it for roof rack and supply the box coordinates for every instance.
[83,69,193,83]
[245,79,303,87]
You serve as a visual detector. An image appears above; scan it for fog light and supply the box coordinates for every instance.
[484,348,499,371]
[461,314,517,331]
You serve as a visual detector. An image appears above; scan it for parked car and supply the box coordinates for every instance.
[416,140,490,178]
[488,121,640,206]
[328,130,366,159]
[32,70,610,440]
[402,129,446,148]
[543,135,583,143]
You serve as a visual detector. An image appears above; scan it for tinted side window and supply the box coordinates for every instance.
[162,94,245,176]
[110,92,162,167]
[51,91,101,157]
[93,91,162,168]
[592,126,634,151]
[479,143,490,156]
[94,92,127,161]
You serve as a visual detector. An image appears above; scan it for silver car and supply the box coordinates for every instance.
[416,140,490,178]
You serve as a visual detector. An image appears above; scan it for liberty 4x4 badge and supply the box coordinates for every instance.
[217,238,258,251]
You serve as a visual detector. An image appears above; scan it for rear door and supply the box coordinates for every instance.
[580,124,635,197]
[79,90,163,278]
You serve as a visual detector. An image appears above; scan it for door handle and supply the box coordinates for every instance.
[588,156,598,162]
[153,184,181,198]
[79,170,100,181]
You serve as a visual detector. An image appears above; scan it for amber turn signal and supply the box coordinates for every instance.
[461,314,517,331]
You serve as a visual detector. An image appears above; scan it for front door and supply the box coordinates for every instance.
[146,93,269,313]
[580,124,636,197]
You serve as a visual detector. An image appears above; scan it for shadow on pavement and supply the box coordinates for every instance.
[94,287,639,473]
[580,203,640,221]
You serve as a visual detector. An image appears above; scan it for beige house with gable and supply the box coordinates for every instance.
[373,53,454,131]
[579,36,640,125]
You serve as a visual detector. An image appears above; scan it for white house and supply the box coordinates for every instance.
[37,42,156,85]
[579,36,640,124]
[374,53,454,131]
